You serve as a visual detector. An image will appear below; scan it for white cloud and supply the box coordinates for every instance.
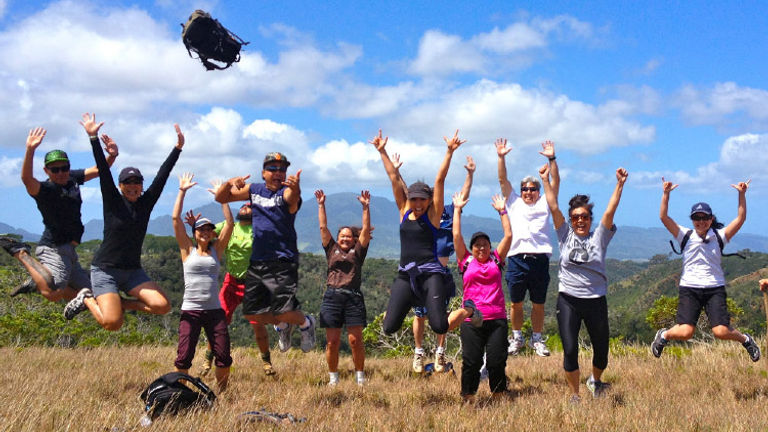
[675,82,768,128]
[0,156,20,187]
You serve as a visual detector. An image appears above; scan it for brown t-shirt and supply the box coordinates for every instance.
[324,239,368,290]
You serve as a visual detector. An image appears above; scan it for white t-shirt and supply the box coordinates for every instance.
[676,224,727,288]
[505,190,553,257]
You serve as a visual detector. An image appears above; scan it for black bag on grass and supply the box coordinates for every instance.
[140,372,216,419]
[181,10,248,70]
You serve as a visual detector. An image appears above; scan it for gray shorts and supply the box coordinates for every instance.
[35,244,90,291]
[91,266,151,298]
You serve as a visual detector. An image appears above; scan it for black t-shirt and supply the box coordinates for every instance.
[33,169,86,246]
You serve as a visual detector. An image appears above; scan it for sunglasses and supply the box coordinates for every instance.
[121,178,143,185]
[570,214,591,222]
[691,214,712,221]
[47,164,70,174]
[264,165,288,172]
[521,187,539,192]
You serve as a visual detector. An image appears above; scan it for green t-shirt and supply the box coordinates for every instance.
[215,221,252,279]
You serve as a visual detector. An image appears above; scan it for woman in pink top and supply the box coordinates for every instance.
[451,192,512,403]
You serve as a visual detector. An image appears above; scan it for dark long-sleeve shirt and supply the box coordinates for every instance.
[90,136,181,269]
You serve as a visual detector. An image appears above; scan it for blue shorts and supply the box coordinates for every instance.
[505,253,550,304]
[91,266,151,298]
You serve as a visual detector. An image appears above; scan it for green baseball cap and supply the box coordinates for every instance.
[44,150,69,166]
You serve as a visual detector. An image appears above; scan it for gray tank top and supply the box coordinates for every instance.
[181,247,221,311]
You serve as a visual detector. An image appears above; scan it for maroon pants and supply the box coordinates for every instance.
[175,309,232,369]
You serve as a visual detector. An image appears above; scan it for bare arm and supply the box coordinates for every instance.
[358,190,372,248]
[84,135,119,181]
[215,175,251,203]
[539,164,565,229]
[601,168,628,229]
[430,130,465,227]
[371,129,407,213]
[459,156,475,201]
[173,173,196,260]
[539,140,559,199]
[209,179,234,256]
[282,169,302,214]
[451,192,468,262]
[389,153,409,199]
[315,189,332,247]
[659,177,680,238]
[491,194,513,258]
[21,128,45,196]
[495,138,513,199]
[724,180,749,241]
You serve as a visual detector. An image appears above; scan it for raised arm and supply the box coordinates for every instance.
[21,127,46,196]
[215,175,251,203]
[389,153,409,198]
[495,138,513,199]
[315,189,332,248]
[209,179,234,256]
[539,140,559,199]
[539,163,565,229]
[491,194,512,258]
[282,169,302,214]
[600,168,628,229]
[724,180,749,241]
[358,190,372,248]
[452,192,469,261]
[430,130,465,226]
[370,129,407,212]
[84,135,119,181]
[173,172,196,260]
[659,177,680,238]
[460,155,475,201]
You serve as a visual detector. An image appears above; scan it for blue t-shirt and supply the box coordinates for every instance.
[435,204,454,258]
[249,183,302,262]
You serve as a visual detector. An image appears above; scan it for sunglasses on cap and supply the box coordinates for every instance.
[122,178,143,185]
[521,187,539,192]
[264,165,288,172]
[47,164,70,174]
[570,213,591,222]
[691,214,712,221]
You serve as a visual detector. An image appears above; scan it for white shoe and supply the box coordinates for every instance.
[434,351,447,373]
[412,352,425,373]
[508,337,524,355]
[531,340,551,357]
[275,323,295,352]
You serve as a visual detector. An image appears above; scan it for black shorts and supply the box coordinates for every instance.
[505,253,550,304]
[676,286,730,328]
[243,260,300,316]
[319,288,367,328]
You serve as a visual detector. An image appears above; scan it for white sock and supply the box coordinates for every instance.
[355,370,365,384]
[414,347,425,355]
[329,372,339,384]
[512,330,523,340]
[275,322,288,331]
[300,317,311,330]
[435,346,445,355]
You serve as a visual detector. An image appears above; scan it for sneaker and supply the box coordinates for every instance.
[0,236,31,257]
[508,337,524,355]
[651,328,668,358]
[10,277,37,297]
[463,299,484,328]
[299,315,316,353]
[199,350,214,377]
[412,352,425,373]
[743,333,761,362]
[586,376,611,398]
[63,288,92,320]
[262,358,276,376]
[434,351,447,373]
[531,340,551,357]
[275,323,295,352]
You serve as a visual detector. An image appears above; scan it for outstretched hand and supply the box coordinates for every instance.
[184,210,201,227]
[491,194,506,212]
[452,191,468,209]
[661,177,678,193]
[80,113,104,136]
[207,179,224,195]
[174,124,185,149]
[314,189,326,204]
[390,153,403,170]
[26,127,46,150]
[231,174,251,190]
[283,169,302,191]
[616,168,629,185]
[495,138,511,157]
[464,155,476,173]
[369,129,388,152]
[358,190,370,207]
[731,179,751,193]
[539,140,555,159]
[101,135,119,158]
[178,172,197,191]
[443,129,466,152]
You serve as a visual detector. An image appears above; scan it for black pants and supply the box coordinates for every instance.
[460,319,508,395]
[383,272,448,334]
[556,293,609,372]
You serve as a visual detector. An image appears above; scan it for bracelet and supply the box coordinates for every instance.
[498,210,508,216]
[89,135,98,140]
[548,156,556,161]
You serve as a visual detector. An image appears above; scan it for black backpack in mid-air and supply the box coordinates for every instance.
[181,10,248,70]
[140,372,216,420]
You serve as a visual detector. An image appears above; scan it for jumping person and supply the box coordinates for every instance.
[651,178,760,362]
[215,152,316,352]
[540,162,628,402]
[452,191,512,403]
[315,189,372,386]
[197,203,276,377]
[63,113,183,329]
[496,138,558,357]
[172,173,233,390]
[370,129,463,340]
[0,124,117,303]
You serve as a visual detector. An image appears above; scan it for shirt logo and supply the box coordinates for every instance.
[251,193,283,208]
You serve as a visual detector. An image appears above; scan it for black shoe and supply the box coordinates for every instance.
[64,288,93,320]
[10,277,37,297]
[0,236,31,256]
[743,333,761,362]
[651,328,668,358]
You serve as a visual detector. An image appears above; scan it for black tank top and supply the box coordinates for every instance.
[399,210,438,267]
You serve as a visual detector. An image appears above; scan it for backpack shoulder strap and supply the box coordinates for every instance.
[670,229,692,255]
[712,229,746,259]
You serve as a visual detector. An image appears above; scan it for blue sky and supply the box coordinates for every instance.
[1,0,767,237]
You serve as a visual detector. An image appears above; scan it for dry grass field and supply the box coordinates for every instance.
[1,341,768,431]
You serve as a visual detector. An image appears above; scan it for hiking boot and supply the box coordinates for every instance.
[434,351,447,373]
[412,352,425,373]
[262,358,276,376]
[199,349,214,377]
[651,328,668,358]
[64,288,92,320]
[299,315,316,352]
[10,277,37,297]
[743,333,761,362]
[531,340,551,357]
[463,299,484,328]
[508,336,524,355]
[0,236,31,257]
[275,323,295,352]
[586,376,611,398]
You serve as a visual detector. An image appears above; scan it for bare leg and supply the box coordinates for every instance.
[565,369,580,396]
[348,325,365,372]
[84,293,124,331]
[125,281,171,315]
[447,308,471,332]
[413,316,426,350]
[531,303,545,334]
[592,366,604,382]
[326,328,342,372]
[215,366,230,391]
[712,325,748,343]
[662,324,695,341]
[251,322,270,354]
[510,302,524,331]
[14,250,72,301]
